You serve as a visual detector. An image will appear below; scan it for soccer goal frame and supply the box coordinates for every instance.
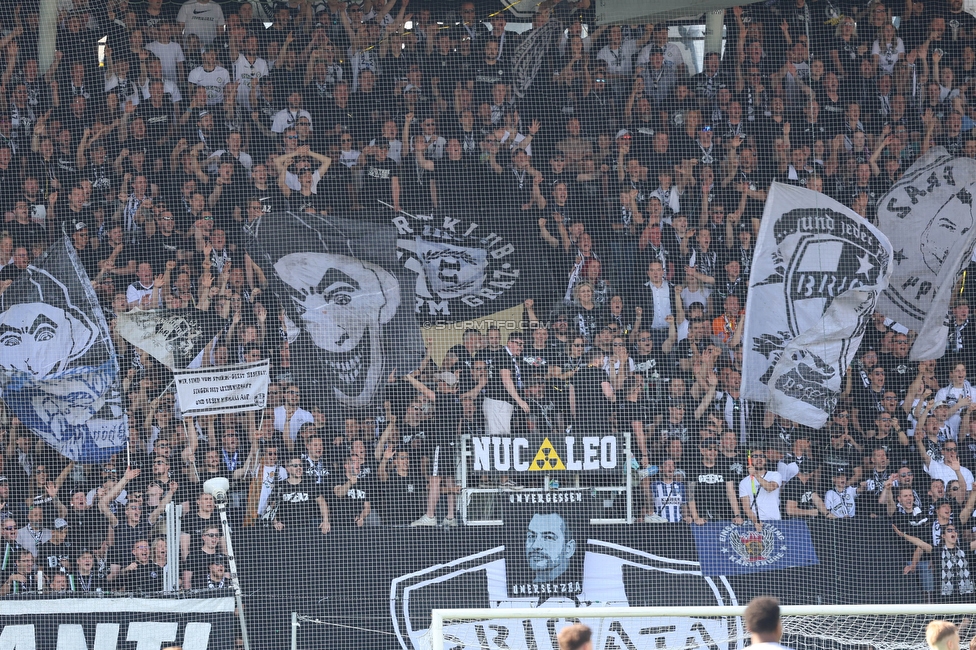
[429,604,976,650]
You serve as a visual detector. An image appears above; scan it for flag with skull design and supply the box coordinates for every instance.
[0,236,128,462]
[248,212,425,409]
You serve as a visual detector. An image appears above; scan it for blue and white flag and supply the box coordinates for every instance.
[0,237,127,462]
[691,520,819,576]
[874,147,976,360]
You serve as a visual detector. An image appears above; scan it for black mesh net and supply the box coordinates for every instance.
[0,0,975,648]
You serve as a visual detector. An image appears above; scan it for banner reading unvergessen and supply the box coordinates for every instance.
[174,360,270,416]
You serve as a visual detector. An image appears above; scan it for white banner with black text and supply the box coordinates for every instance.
[874,147,976,360]
[174,359,270,417]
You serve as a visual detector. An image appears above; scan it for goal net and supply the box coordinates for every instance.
[426,605,976,650]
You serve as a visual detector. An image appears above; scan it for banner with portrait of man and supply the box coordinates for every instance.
[248,212,425,408]
[503,491,588,602]
[0,236,127,462]
[874,147,976,360]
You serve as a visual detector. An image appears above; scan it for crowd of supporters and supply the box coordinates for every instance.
[1,0,976,603]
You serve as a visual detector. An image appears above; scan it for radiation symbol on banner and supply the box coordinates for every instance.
[529,437,565,471]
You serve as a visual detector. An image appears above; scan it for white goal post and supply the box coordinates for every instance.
[429,604,976,650]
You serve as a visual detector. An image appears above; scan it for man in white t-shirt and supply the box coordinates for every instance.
[140,57,183,104]
[271,92,313,133]
[187,47,230,106]
[232,34,269,109]
[177,0,225,45]
[144,21,186,85]
[738,450,782,528]
[744,596,794,650]
[274,384,315,442]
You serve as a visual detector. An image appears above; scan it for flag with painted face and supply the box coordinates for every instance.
[874,147,976,360]
[0,236,127,462]
[248,211,425,408]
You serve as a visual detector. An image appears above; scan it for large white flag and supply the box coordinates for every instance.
[874,148,976,360]
[741,183,892,428]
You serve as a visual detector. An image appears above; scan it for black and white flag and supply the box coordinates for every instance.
[0,236,127,462]
[391,212,529,323]
[116,308,226,369]
[249,212,425,408]
[874,147,976,360]
[510,14,561,98]
[741,183,892,428]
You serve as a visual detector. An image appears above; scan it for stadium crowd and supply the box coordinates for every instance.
[1,0,976,603]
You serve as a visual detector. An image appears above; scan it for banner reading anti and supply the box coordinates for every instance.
[468,433,623,479]
[0,236,127,462]
[741,183,892,428]
[874,147,976,360]
[174,359,270,416]
[116,308,227,369]
[248,212,425,408]
[691,520,819,576]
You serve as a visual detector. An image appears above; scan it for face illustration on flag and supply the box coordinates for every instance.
[416,240,488,300]
[0,282,97,378]
[919,187,975,274]
[275,251,400,406]
[0,243,126,462]
[875,148,976,360]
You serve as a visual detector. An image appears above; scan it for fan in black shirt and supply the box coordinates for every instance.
[273,455,330,536]
[378,446,425,526]
[572,350,614,434]
[688,438,744,524]
[69,548,108,593]
[120,539,164,593]
[331,454,372,528]
[182,524,223,590]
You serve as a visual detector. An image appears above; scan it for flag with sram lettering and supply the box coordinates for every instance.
[874,148,976,360]
[740,183,892,428]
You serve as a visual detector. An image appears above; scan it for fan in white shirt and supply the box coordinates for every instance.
[187,48,230,105]
[271,92,313,133]
[232,34,269,109]
[177,0,225,45]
